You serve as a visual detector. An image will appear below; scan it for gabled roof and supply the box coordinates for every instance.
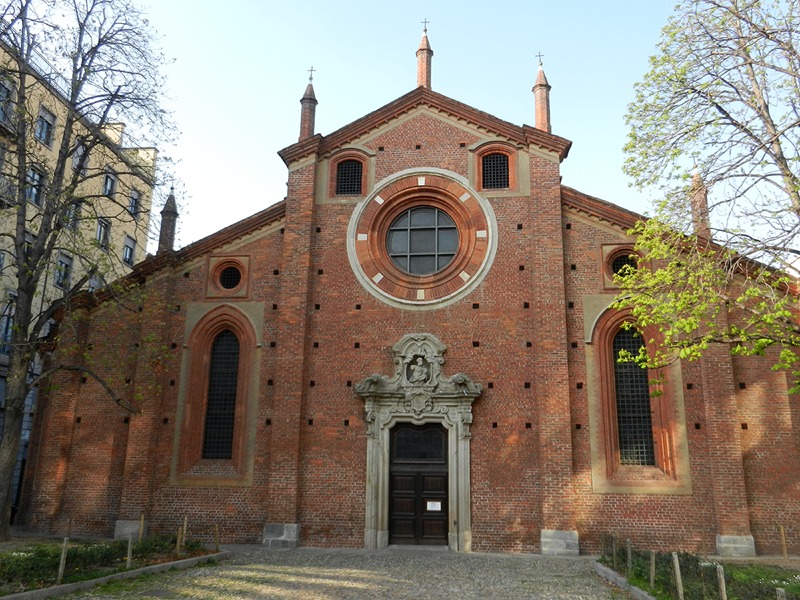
[561,185,645,231]
[279,87,572,165]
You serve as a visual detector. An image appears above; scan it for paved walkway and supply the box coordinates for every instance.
[66,545,632,599]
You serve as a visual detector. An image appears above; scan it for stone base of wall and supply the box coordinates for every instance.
[541,529,579,555]
[263,523,299,548]
[716,534,756,557]
[114,520,146,540]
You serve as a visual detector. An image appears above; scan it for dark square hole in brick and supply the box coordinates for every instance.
[355,304,361,310]
[695,423,701,430]
[472,341,480,347]
[316,227,321,233]
[273,269,279,275]
[170,380,175,386]
[526,341,532,348]
[123,417,130,424]
[138,305,143,312]
[75,416,82,424]
[575,424,582,430]
[517,223,523,230]
[272,304,278,310]
[687,383,694,390]
[739,382,746,389]
[80,376,87,384]
[313,342,319,348]
[492,422,498,428]
[741,423,748,430]
[133,343,138,349]
[125,377,131,384]
[308,419,314,426]
[315,304,321,310]
[309,380,315,387]
[487,382,494,389]
[570,264,577,270]
[163,417,169,424]
[267,379,273,386]
[571,342,578,348]
[183,272,190,278]
[174,305,181,312]
[344,419,350,427]
[459,142,466,148]
[88,344,94,350]
[171,342,177,349]
[523,302,530,309]
[577,382,584,389]
[346,380,352,387]
[524,382,531,389]
[354,342,360,348]
[472,303,480,309]
[280,228,284,234]
[519,265,525,271]
[265,418,271,426]
[525,423,532,429]
[415,144,421,149]
[378,146,384,151]
[318,269,324,275]
[270,341,276,348]
[565,223,572,229]
[568,302,574,309]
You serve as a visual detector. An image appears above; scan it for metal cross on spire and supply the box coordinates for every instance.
[536,52,544,66]
[421,18,429,33]
[308,66,315,82]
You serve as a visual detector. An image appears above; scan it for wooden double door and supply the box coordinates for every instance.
[389,423,448,545]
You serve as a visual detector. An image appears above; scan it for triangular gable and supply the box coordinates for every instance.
[279,87,572,165]
[561,186,644,231]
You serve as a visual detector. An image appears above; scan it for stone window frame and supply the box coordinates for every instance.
[475,142,517,192]
[34,106,55,147]
[348,168,497,309]
[330,150,368,198]
[206,255,250,299]
[585,302,692,494]
[173,304,258,486]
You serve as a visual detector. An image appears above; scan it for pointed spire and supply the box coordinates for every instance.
[157,187,178,254]
[690,172,711,240]
[532,53,552,133]
[299,66,318,141]
[416,20,433,89]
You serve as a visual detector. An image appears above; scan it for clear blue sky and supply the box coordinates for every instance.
[139,0,675,248]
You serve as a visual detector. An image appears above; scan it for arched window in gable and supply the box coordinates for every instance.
[202,329,240,460]
[481,153,509,189]
[336,159,363,195]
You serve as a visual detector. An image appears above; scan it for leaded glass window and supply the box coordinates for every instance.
[612,328,655,466]
[202,329,240,459]
[387,207,458,275]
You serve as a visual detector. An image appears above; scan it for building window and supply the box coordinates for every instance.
[128,189,140,217]
[103,171,117,197]
[34,107,55,146]
[122,235,135,266]
[64,201,81,229]
[335,159,363,195]
[612,328,655,466]
[202,329,240,460]
[481,153,509,189]
[95,218,110,249]
[25,168,44,206]
[72,142,88,175]
[387,206,459,275]
[54,253,72,290]
[0,82,12,126]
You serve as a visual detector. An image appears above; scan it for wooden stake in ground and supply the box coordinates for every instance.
[57,537,69,585]
[671,552,684,600]
[127,535,133,569]
[183,515,188,546]
[176,528,183,554]
[780,525,788,560]
[626,539,632,574]
[612,536,618,570]
[716,564,727,600]
[649,550,655,589]
[139,514,144,543]
[215,524,220,553]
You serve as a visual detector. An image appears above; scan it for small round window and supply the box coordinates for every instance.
[611,253,637,275]
[386,207,459,275]
[219,265,242,289]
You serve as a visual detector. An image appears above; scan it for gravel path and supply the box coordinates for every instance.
[66,545,632,599]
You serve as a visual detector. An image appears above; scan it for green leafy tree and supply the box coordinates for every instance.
[616,0,800,385]
[0,0,172,540]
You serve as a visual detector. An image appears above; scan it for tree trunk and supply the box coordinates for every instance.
[0,390,24,540]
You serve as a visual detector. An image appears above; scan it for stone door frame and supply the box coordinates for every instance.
[356,333,481,551]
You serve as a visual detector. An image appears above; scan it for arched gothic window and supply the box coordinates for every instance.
[202,329,240,460]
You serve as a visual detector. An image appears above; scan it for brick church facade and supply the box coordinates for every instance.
[17,32,800,556]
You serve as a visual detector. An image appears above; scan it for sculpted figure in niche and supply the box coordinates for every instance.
[408,356,430,384]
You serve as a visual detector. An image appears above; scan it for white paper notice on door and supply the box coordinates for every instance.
[426,501,442,511]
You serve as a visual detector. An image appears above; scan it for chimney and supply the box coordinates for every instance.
[157,188,178,254]
[532,59,551,133]
[690,172,711,240]
[416,26,433,89]
[299,68,318,141]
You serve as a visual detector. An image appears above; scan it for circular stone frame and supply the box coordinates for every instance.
[210,258,246,296]
[347,168,497,309]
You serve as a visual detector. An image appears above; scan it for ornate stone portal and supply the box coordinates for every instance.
[356,333,481,550]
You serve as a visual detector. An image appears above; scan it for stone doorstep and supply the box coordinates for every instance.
[2,551,229,600]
